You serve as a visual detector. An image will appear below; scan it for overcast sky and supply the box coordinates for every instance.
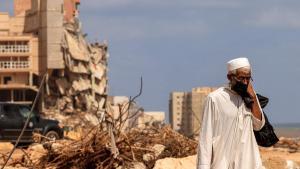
[1,0,300,124]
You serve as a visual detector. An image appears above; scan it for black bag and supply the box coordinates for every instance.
[253,94,279,147]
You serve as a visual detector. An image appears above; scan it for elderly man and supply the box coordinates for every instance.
[197,58,265,169]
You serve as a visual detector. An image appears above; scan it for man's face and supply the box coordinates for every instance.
[229,67,252,86]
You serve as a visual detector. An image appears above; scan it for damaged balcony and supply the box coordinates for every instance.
[0,38,38,103]
[0,39,32,72]
[0,60,30,72]
[0,40,30,54]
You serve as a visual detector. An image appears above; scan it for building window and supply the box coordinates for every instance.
[3,76,12,84]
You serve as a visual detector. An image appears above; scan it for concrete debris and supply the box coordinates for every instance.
[64,30,90,62]
[0,148,24,167]
[286,160,300,169]
[26,144,47,164]
[143,153,154,162]
[84,113,100,126]
[152,144,166,158]
[55,78,70,95]
[90,62,105,80]
[153,155,196,169]
[71,77,91,92]
[130,162,147,169]
[116,162,146,169]
[44,20,108,128]
[56,96,74,113]
[48,142,65,154]
[143,144,166,162]
[42,110,103,130]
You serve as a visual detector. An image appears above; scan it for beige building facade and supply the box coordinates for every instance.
[0,0,108,114]
[135,111,165,128]
[0,10,39,102]
[169,87,216,138]
[0,0,80,103]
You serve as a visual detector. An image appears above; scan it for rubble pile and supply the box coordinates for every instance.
[41,110,103,130]
[3,128,300,169]
[44,22,108,128]
[152,155,196,169]
[0,126,197,169]
[46,23,108,114]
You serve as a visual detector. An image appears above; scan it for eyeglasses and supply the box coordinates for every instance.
[233,76,253,82]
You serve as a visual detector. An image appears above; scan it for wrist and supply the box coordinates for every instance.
[249,93,256,99]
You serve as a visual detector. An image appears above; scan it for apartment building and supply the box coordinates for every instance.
[169,87,216,138]
[0,8,39,102]
[0,0,109,109]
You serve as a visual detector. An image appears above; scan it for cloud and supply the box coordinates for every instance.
[244,7,300,29]
[78,0,250,42]
[81,16,209,41]
[82,0,242,10]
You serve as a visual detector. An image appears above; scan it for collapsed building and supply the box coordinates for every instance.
[0,0,108,127]
[107,96,166,130]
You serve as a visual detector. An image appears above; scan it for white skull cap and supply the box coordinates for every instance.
[227,57,251,72]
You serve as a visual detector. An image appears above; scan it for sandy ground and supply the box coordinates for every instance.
[260,147,300,169]
[1,142,300,168]
[0,142,14,154]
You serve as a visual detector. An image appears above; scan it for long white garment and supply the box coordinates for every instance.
[196,87,265,169]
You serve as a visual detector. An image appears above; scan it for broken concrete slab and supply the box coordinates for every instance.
[55,78,70,95]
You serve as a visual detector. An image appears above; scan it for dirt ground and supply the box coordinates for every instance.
[0,130,80,156]
[260,147,300,169]
[1,143,300,169]
[0,142,14,154]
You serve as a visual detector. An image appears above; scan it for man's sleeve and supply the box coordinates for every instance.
[252,112,265,131]
[196,96,215,169]
[252,95,266,131]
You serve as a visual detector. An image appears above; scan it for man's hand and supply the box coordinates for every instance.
[247,81,256,99]
[247,81,262,120]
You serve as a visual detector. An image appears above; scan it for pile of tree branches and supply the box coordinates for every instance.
[37,126,197,169]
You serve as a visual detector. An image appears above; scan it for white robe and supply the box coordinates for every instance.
[196,87,265,169]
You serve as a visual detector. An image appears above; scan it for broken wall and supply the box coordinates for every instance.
[43,21,109,128]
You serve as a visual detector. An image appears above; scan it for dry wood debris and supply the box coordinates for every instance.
[0,126,197,169]
[42,126,197,169]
